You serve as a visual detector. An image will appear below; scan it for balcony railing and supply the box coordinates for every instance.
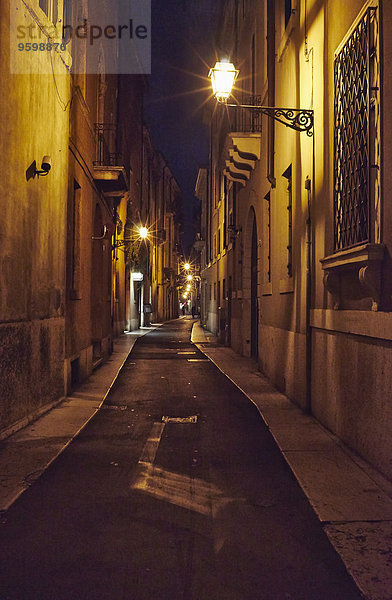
[94,123,123,167]
[93,123,128,195]
[227,95,262,133]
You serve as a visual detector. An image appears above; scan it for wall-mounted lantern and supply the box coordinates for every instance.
[209,60,314,136]
[112,224,150,251]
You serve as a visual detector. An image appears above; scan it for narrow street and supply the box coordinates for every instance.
[0,319,362,600]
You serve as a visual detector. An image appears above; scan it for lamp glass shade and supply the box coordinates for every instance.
[209,61,238,101]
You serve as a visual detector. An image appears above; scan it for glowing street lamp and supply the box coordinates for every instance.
[111,223,150,250]
[187,274,193,281]
[184,262,190,270]
[208,60,239,103]
[139,226,148,239]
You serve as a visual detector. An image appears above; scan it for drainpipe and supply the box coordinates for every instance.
[267,0,276,187]
[305,176,312,413]
[304,0,314,414]
[111,202,117,333]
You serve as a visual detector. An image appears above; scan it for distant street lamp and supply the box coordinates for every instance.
[187,274,193,281]
[184,262,190,270]
[139,226,149,239]
[112,224,150,250]
[209,60,314,136]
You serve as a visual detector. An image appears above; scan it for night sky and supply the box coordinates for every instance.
[145,0,220,249]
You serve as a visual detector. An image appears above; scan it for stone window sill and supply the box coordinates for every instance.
[320,243,385,311]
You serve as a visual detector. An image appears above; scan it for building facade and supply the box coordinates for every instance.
[64,0,148,391]
[148,148,182,324]
[199,0,391,479]
[0,0,183,438]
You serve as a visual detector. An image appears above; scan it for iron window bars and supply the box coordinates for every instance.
[334,5,379,251]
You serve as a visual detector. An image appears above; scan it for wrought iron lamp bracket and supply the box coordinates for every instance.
[112,239,133,252]
[113,239,126,249]
[225,103,314,136]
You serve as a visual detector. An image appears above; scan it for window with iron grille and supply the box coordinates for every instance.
[334,3,380,251]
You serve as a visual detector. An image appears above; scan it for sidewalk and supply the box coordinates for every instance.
[192,320,392,600]
[0,326,157,513]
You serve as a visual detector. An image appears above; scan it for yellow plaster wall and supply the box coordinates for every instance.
[0,0,70,428]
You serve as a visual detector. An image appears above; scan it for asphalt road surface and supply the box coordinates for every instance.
[0,319,362,600]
